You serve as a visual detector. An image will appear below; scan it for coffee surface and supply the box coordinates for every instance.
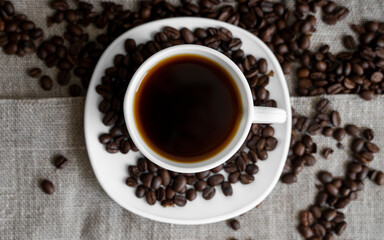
[134,54,242,163]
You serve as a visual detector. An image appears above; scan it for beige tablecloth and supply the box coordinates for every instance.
[0,0,384,239]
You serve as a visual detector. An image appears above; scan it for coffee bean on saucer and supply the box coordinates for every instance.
[202,186,215,200]
[221,182,233,196]
[174,195,187,207]
[126,177,138,187]
[300,211,314,227]
[41,180,55,194]
[145,190,156,205]
[186,189,197,201]
[207,174,224,186]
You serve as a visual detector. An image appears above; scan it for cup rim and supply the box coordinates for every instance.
[124,44,254,173]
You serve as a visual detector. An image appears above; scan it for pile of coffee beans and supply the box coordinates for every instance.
[283,98,382,239]
[16,0,346,97]
[96,26,276,156]
[296,21,384,100]
[117,26,278,206]
[0,0,44,56]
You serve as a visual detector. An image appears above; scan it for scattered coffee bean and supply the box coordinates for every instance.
[54,155,68,169]
[39,75,53,91]
[28,68,42,78]
[322,148,334,159]
[41,180,55,194]
[229,219,240,231]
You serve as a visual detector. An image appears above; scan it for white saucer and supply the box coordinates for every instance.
[84,17,292,225]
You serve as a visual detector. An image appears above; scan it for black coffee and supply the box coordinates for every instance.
[134,54,242,163]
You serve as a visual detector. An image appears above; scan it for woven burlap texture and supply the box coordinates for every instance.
[0,0,384,239]
[0,96,383,239]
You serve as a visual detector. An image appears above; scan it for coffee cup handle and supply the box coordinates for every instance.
[252,107,287,124]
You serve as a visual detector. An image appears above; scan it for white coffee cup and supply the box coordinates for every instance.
[124,45,287,173]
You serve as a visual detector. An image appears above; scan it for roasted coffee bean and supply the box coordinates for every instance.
[186,176,197,185]
[225,163,238,173]
[298,225,314,239]
[335,197,351,209]
[202,186,216,200]
[125,175,139,187]
[229,219,240,231]
[343,35,356,49]
[301,211,314,227]
[161,199,174,207]
[245,164,259,175]
[186,189,197,201]
[352,138,365,153]
[294,142,306,156]
[157,170,170,186]
[28,68,42,78]
[228,172,240,183]
[239,174,254,184]
[194,180,207,191]
[135,184,146,198]
[147,161,158,173]
[51,0,69,11]
[142,173,154,188]
[325,183,338,197]
[322,209,337,221]
[155,188,166,201]
[281,173,297,184]
[221,181,233,196]
[54,155,68,169]
[39,76,53,91]
[145,190,156,205]
[4,43,18,54]
[137,158,147,172]
[318,171,333,184]
[322,148,334,159]
[41,180,55,194]
[151,176,162,190]
[375,171,384,185]
[163,26,180,40]
[363,128,374,140]
[310,205,322,219]
[316,191,328,206]
[196,170,210,180]
[360,90,375,101]
[356,166,369,181]
[173,175,187,193]
[207,174,224,186]
[312,223,326,238]
[248,150,258,163]
[335,221,347,235]
[174,195,187,207]
[365,142,380,153]
[180,27,194,44]
[316,99,330,113]
[322,127,333,137]
[211,164,224,173]
[330,111,341,127]
[165,187,176,200]
[345,124,360,137]
[333,128,346,141]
